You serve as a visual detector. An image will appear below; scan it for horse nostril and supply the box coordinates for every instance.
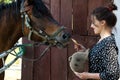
[62,33,71,40]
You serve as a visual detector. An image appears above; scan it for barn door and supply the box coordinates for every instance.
[22,0,112,80]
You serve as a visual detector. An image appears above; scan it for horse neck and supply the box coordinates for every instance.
[0,5,23,52]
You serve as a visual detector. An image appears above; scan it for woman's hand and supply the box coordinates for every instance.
[74,72,89,79]
[72,38,85,51]
[74,43,81,51]
[74,72,100,80]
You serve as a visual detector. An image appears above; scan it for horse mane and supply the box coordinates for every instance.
[0,0,52,22]
[0,1,21,21]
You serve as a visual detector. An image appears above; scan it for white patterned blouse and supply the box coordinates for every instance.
[88,34,120,80]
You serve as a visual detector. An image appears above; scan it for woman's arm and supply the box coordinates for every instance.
[74,72,100,79]
[74,46,120,80]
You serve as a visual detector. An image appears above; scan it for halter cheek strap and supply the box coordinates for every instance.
[20,1,48,41]
[21,12,65,45]
[24,12,47,40]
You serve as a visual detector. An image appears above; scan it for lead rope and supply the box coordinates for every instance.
[22,44,52,62]
[0,43,52,73]
[9,43,52,62]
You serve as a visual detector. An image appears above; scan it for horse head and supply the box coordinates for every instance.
[20,0,71,48]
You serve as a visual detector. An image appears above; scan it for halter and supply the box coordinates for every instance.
[20,0,65,46]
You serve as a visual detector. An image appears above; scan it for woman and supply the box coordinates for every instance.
[74,3,120,80]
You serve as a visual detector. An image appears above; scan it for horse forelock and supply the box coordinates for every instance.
[32,0,52,18]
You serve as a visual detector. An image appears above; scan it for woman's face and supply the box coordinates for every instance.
[90,16,104,35]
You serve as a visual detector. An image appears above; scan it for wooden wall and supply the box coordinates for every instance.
[22,0,111,80]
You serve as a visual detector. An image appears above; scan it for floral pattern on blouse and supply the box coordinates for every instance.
[88,35,120,80]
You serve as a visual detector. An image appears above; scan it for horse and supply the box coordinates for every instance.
[0,0,71,80]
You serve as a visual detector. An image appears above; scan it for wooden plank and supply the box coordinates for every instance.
[50,0,73,79]
[51,47,67,80]
[61,0,72,80]
[85,36,98,48]
[61,0,72,33]
[103,0,113,6]
[51,0,69,80]
[32,1,51,79]
[87,0,104,35]
[22,38,34,80]
[50,0,60,22]
[73,0,88,36]
[33,45,51,80]
[42,0,50,10]
[42,0,50,4]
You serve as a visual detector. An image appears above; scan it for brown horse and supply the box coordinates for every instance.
[0,0,70,79]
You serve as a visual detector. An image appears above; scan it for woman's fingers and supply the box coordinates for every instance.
[74,72,89,79]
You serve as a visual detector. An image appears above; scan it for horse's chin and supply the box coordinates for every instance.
[31,34,70,48]
[55,41,70,48]
[56,41,70,48]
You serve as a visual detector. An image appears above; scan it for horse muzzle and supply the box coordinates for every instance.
[55,32,71,48]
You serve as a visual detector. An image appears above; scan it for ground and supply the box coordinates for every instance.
[4,54,21,80]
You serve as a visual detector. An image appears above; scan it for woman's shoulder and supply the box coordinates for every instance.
[90,35,117,52]
[104,34,116,46]
[102,34,118,52]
